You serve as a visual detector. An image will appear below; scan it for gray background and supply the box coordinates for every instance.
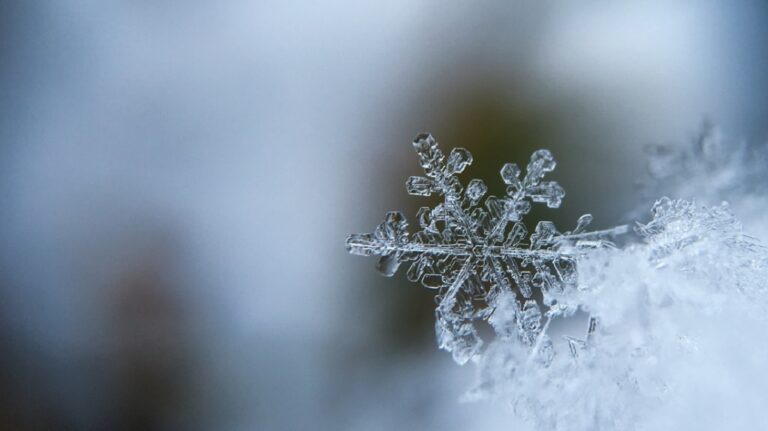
[1,1,767,430]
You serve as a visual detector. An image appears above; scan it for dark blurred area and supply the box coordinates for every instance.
[1,1,767,430]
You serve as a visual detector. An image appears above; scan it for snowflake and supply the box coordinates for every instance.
[346,133,627,364]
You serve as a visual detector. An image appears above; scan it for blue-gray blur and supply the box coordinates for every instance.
[1,2,767,430]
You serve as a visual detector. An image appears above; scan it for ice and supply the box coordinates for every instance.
[446,147,473,175]
[528,181,565,208]
[573,213,593,234]
[346,134,626,365]
[346,132,768,430]
[465,178,488,203]
[500,163,522,188]
[525,149,556,181]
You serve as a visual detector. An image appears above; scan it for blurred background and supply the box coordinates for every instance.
[1,1,767,430]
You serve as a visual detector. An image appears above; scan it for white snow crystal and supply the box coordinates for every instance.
[346,133,768,430]
[346,133,626,365]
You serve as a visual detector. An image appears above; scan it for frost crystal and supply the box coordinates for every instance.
[346,133,627,364]
[461,197,768,430]
[346,131,768,430]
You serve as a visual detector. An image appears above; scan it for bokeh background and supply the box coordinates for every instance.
[1,1,767,430]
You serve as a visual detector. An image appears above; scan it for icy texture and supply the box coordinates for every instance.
[639,123,768,239]
[346,133,768,430]
[467,198,768,430]
[346,132,768,430]
[346,134,626,364]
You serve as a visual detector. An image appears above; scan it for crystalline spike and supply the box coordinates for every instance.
[446,147,473,176]
[412,133,444,177]
[406,176,435,196]
[412,132,437,156]
[346,134,626,367]
[573,213,594,234]
[525,149,556,182]
[345,233,381,256]
[500,163,522,187]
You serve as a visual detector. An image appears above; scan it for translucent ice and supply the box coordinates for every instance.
[346,132,768,431]
[346,134,626,364]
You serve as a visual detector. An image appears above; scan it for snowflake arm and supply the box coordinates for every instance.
[346,133,627,364]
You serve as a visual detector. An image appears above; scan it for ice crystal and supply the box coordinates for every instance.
[463,197,768,430]
[345,131,768,430]
[636,198,768,301]
[346,133,627,364]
